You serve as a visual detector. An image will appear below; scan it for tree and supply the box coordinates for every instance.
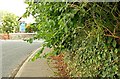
[23,1,120,78]
[0,11,19,39]
[1,12,19,33]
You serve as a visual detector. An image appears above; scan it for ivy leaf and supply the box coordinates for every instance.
[65,26,68,33]
[31,56,36,61]
[108,37,113,43]
[114,49,118,53]
[26,38,33,44]
[112,40,117,48]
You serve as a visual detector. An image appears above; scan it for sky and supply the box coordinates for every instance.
[0,0,34,23]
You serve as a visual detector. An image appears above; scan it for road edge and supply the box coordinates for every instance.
[8,47,42,78]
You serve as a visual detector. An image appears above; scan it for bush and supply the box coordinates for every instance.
[0,12,19,33]
[24,2,120,78]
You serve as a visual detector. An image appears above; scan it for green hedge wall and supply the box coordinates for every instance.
[24,2,120,78]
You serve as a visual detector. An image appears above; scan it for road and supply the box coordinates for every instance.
[2,40,43,77]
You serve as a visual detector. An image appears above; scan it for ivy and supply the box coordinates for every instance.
[24,1,120,78]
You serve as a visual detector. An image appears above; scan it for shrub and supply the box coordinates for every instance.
[24,2,120,78]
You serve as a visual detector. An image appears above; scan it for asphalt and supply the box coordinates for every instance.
[2,40,43,77]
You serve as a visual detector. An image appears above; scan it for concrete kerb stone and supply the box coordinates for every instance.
[11,47,42,78]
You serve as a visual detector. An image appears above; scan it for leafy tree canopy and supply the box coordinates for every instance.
[0,11,19,33]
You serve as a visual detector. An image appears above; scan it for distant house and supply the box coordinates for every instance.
[18,15,35,33]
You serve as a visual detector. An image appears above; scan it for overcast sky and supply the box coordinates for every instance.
[0,0,28,16]
[0,0,34,23]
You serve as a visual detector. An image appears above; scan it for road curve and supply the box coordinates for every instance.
[2,40,43,77]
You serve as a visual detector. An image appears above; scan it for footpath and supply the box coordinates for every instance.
[14,47,57,78]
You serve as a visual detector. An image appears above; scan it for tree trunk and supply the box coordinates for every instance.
[3,33,9,40]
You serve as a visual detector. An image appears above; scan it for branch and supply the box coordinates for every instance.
[104,34,120,39]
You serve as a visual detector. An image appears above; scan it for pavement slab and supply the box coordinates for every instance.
[15,48,57,77]
[16,58,55,77]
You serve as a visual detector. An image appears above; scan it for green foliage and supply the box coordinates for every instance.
[0,11,19,33]
[31,46,45,61]
[24,2,120,78]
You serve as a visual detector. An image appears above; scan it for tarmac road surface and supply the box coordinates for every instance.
[1,40,43,77]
